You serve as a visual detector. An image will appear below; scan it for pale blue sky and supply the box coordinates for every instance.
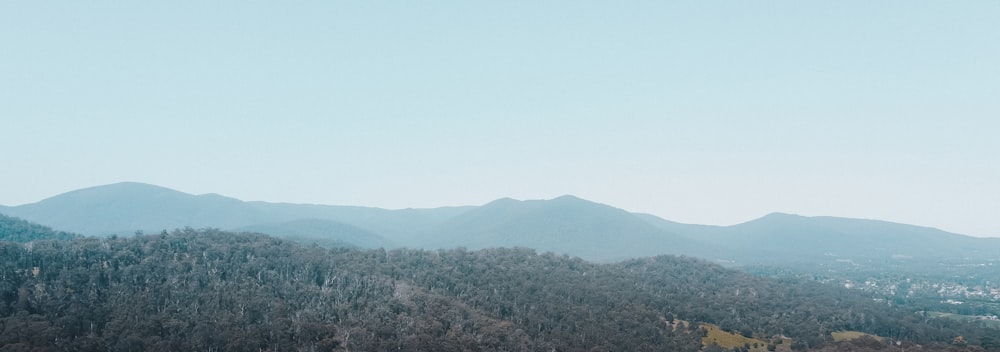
[2,1,998,237]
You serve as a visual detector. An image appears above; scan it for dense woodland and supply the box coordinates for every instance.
[1,223,997,351]
[0,214,78,243]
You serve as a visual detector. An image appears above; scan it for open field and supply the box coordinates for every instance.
[701,323,789,352]
[831,331,883,342]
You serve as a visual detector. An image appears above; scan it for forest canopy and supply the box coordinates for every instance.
[0,228,995,351]
[0,213,79,243]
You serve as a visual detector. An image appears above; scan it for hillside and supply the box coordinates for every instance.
[425,195,702,262]
[7,182,1000,269]
[245,201,473,246]
[1,182,270,235]
[0,213,79,242]
[235,218,397,249]
[0,182,470,246]
[721,213,998,260]
[1,229,993,351]
[639,212,1000,265]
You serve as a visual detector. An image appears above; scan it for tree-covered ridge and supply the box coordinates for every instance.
[0,229,994,351]
[0,229,702,351]
[235,218,397,249]
[0,213,78,242]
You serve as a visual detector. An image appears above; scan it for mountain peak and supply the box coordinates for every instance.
[552,194,583,201]
[486,197,520,204]
[84,181,178,192]
[30,182,190,205]
[431,193,695,261]
[736,212,813,230]
[759,212,806,220]
[5,182,264,235]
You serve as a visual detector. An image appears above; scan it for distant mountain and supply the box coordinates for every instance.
[8,182,1000,268]
[5,184,707,261]
[245,201,473,246]
[1,182,269,235]
[0,213,79,242]
[639,212,1000,264]
[235,218,397,249]
[724,213,996,259]
[425,195,701,262]
[1,182,471,246]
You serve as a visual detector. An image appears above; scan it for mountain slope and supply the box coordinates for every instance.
[640,212,1000,264]
[244,202,473,246]
[235,218,397,249]
[426,195,701,262]
[2,182,471,242]
[0,213,79,242]
[723,213,998,259]
[2,182,271,235]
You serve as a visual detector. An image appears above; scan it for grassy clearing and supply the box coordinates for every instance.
[669,319,794,352]
[701,323,773,352]
[831,331,883,342]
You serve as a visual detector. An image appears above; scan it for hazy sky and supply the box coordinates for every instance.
[2,2,998,237]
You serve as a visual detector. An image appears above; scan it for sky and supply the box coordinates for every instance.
[2,1,998,237]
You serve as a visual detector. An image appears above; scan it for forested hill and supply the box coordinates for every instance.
[234,218,397,249]
[0,213,79,242]
[1,229,994,351]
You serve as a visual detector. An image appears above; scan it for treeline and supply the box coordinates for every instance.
[0,213,79,243]
[0,228,995,351]
[0,229,702,351]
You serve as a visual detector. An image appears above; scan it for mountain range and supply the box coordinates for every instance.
[3,182,998,264]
